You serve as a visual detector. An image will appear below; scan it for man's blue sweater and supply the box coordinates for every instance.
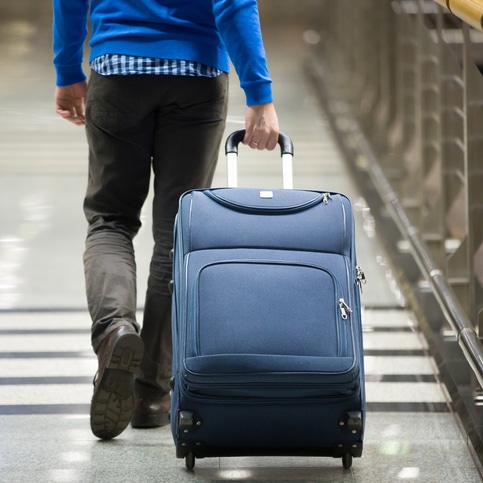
[53,0,273,106]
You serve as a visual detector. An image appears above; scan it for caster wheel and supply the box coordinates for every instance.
[185,452,195,471]
[342,452,353,469]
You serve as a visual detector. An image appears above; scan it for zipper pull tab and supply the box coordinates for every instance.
[339,298,352,320]
[356,266,366,293]
[323,192,332,204]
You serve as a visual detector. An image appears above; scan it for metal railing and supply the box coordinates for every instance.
[308,0,483,389]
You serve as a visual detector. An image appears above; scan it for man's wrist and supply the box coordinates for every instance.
[55,65,87,87]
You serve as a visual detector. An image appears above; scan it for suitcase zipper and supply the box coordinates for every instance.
[206,189,328,214]
[338,298,352,320]
[181,380,360,402]
[356,266,366,293]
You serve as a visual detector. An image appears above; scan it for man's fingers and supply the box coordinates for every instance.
[265,133,278,151]
[56,106,85,125]
[245,132,278,151]
[243,129,267,149]
[250,137,265,150]
[54,82,88,126]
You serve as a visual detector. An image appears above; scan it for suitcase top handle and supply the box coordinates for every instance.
[225,130,294,157]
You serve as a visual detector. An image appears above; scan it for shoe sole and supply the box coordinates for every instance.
[90,333,144,440]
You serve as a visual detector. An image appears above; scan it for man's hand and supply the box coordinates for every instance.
[55,81,88,126]
[243,102,279,150]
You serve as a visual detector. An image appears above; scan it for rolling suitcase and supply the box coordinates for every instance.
[170,130,366,470]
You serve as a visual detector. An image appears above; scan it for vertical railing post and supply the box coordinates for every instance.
[418,1,446,269]
[462,24,483,337]
[398,1,423,223]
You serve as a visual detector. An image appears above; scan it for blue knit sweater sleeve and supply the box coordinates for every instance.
[52,0,89,86]
[212,0,273,105]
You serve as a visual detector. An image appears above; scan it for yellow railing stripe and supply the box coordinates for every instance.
[434,0,483,31]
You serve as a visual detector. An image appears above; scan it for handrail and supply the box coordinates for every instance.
[351,121,483,390]
[310,0,483,461]
[313,0,483,387]
[434,0,483,30]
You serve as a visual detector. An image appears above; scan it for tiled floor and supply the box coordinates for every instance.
[2,308,480,482]
[1,4,482,482]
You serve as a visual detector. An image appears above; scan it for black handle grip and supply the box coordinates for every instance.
[225,130,294,157]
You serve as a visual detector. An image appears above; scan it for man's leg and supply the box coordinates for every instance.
[84,72,157,438]
[132,73,229,427]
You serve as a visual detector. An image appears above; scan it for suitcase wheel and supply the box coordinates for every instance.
[185,452,195,471]
[342,452,353,469]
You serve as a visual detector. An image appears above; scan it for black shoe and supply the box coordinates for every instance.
[131,394,171,428]
[90,326,144,439]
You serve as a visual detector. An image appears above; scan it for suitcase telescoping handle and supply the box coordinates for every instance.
[225,130,294,189]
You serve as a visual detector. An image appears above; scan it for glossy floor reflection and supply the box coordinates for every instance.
[2,309,482,482]
[0,3,482,482]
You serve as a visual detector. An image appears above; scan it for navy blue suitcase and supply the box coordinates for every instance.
[170,131,366,470]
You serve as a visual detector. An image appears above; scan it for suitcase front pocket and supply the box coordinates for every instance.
[190,260,346,359]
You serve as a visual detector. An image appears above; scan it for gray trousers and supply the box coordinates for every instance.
[84,71,228,398]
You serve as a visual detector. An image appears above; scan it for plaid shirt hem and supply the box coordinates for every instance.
[90,54,223,77]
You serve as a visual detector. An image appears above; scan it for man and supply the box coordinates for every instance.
[52,0,279,440]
